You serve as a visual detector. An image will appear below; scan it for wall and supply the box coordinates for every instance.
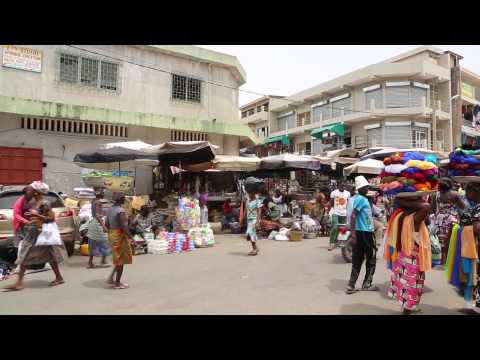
[0,45,240,124]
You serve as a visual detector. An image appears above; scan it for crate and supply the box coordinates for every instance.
[289,231,303,241]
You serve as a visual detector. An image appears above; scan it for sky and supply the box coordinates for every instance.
[198,45,480,107]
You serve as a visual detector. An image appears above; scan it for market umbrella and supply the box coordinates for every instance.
[99,140,152,151]
[260,154,321,171]
[343,158,384,176]
[73,147,159,171]
[146,141,218,166]
[360,147,440,160]
[213,155,260,172]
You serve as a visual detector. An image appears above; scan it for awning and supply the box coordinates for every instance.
[311,123,345,139]
[264,135,289,145]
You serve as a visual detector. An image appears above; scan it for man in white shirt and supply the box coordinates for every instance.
[329,182,351,251]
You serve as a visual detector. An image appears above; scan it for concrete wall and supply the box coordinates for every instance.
[0,45,240,124]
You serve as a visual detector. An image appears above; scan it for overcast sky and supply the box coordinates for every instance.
[198,45,480,107]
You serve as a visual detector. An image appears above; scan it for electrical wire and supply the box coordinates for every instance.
[65,45,387,116]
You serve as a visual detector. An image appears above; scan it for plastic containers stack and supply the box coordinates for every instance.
[175,197,201,231]
[188,224,215,247]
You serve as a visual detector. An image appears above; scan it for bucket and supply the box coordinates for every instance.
[289,231,303,241]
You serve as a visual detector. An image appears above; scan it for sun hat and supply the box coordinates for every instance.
[355,176,369,190]
[30,181,49,194]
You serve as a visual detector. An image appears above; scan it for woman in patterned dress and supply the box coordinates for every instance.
[245,192,262,256]
[386,196,432,315]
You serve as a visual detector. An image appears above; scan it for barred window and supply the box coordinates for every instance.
[172,74,202,103]
[171,130,207,141]
[100,61,119,90]
[60,54,79,83]
[58,52,120,92]
[80,57,99,87]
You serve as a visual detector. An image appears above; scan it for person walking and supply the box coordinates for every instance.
[346,176,378,294]
[106,193,133,290]
[329,182,350,251]
[12,185,35,272]
[432,178,465,264]
[5,181,65,291]
[245,191,262,256]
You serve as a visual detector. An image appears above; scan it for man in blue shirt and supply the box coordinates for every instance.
[346,176,378,294]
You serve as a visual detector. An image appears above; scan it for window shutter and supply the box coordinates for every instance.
[410,86,427,107]
[386,86,410,108]
[384,126,411,148]
[365,88,383,110]
[312,104,330,122]
[331,97,352,117]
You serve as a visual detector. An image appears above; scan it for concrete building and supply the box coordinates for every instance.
[267,46,480,155]
[0,45,255,193]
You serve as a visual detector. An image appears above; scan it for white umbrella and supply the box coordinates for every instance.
[99,140,152,151]
[343,158,384,176]
[213,155,261,172]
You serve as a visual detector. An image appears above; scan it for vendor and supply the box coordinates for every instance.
[221,199,239,231]
[131,205,153,238]
[272,189,288,215]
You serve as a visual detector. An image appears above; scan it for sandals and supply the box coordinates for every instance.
[112,283,129,290]
[87,264,98,269]
[248,250,259,256]
[361,285,379,292]
[48,279,65,287]
[4,284,24,291]
[346,286,358,294]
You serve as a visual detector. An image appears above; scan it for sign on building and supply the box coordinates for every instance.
[2,45,42,73]
[462,82,474,99]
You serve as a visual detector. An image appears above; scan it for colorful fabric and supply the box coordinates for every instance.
[108,229,132,266]
[246,199,261,242]
[384,164,408,174]
[388,244,425,311]
[89,238,111,257]
[13,196,28,234]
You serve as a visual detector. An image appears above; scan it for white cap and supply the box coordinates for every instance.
[355,176,369,190]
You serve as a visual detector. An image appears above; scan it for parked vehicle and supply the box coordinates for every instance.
[336,223,353,263]
[0,186,76,257]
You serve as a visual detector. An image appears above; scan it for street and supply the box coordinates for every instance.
[0,235,466,315]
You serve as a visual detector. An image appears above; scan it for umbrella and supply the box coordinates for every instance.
[360,147,439,160]
[343,158,384,176]
[99,140,152,151]
[73,147,159,171]
[213,155,260,172]
[260,154,321,171]
[146,141,218,166]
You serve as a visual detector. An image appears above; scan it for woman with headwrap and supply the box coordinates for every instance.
[433,178,466,264]
[5,181,65,291]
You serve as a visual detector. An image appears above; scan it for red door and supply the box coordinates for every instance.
[0,147,43,185]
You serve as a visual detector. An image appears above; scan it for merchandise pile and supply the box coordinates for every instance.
[174,197,200,231]
[148,231,194,255]
[447,148,480,177]
[379,152,439,195]
[188,225,215,247]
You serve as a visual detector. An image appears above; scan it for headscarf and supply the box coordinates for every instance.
[30,181,49,194]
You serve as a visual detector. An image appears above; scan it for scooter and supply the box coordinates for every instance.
[336,222,353,263]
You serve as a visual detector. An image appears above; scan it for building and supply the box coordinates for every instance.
[0,45,256,193]
[266,46,480,155]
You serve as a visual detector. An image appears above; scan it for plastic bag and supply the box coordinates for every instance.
[36,223,63,246]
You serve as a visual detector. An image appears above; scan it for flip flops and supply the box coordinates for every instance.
[48,279,65,287]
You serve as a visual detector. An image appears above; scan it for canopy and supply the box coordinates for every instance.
[264,135,289,145]
[343,158,384,176]
[311,123,344,139]
[213,155,260,172]
[146,141,218,166]
[99,140,152,151]
[260,154,321,170]
[73,147,159,170]
[360,147,440,160]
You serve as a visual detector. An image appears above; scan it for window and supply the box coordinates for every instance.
[59,52,119,92]
[384,125,411,148]
[80,57,99,87]
[364,84,383,110]
[171,74,202,103]
[263,103,269,112]
[257,105,262,113]
[412,127,428,148]
[410,82,428,107]
[312,102,330,122]
[367,127,382,147]
[20,117,127,138]
[100,61,119,90]
[241,111,247,118]
[298,112,311,127]
[331,95,352,118]
[248,108,254,116]
[385,81,429,108]
[277,112,295,131]
[59,54,78,83]
[171,130,207,141]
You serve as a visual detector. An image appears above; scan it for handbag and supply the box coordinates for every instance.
[36,223,63,246]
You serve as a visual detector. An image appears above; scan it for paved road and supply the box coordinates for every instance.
[0,235,467,314]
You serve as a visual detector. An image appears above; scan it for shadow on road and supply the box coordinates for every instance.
[327,278,349,294]
[328,255,348,265]
[83,279,112,289]
[228,252,249,257]
[21,279,52,289]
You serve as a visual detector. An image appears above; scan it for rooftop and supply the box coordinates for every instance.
[239,95,285,110]
[144,45,247,85]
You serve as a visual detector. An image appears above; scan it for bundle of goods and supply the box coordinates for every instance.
[174,197,201,231]
[268,228,290,241]
[287,179,300,193]
[378,151,439,196]
[301,215,320,238]
[73,187,96,199]
[244,177,265,194]
[188,225,215,248]
[447,147,480,178]
[229,222,242,234]
[210,209,222,223]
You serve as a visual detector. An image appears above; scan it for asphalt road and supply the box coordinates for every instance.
[0,235,467,315]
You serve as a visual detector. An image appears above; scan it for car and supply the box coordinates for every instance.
[0,186,76,257]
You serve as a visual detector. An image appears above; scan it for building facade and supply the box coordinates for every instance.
[0,45,255,193]
[266,46,480,155]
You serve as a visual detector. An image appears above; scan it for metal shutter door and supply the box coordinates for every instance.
[386,86,410,108]
[312,104,331,122]
[365,89,383,110]
[286,114,296,129]
[367,128,382,147]
[332,98,352,117]
[410,87,427,107]
[277,117,287,132]
[384,126,411,148]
